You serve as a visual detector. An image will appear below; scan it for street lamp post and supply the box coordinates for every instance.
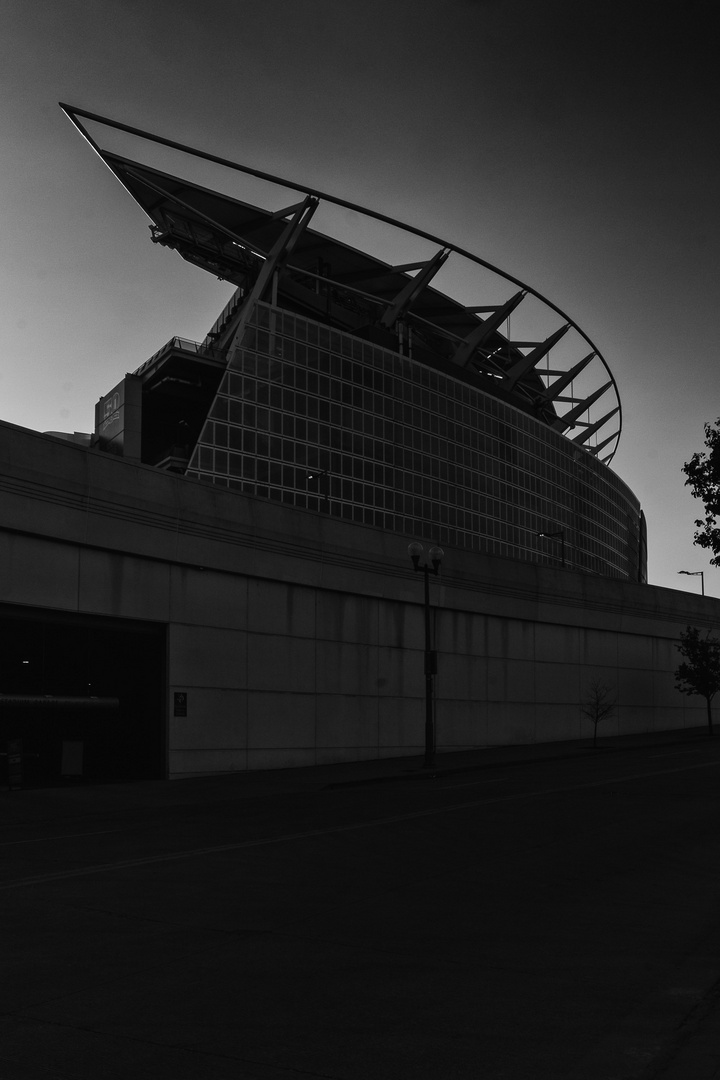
[408,542,444,768]
[678,570,705,596]
[306,469,329,512]
[537,530,566,567]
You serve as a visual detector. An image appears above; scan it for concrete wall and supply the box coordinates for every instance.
[0,421,716,779]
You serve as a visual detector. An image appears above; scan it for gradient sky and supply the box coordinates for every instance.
[2,0,718,592]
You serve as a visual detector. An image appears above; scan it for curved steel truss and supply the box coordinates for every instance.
[61,103,622,463]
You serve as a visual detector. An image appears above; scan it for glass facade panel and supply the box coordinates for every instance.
[187,303,644,580]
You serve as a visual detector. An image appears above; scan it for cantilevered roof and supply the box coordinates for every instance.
[61,103,622,462]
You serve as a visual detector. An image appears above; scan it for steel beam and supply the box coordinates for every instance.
[452,290,526,368]
[504,324,570,390]
[379,249,449,329]
[535,351,596,404]
[552,381,614,432]
[571,406,620,445]
[215,197,318,354]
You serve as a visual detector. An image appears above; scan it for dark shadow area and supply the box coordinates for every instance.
[0,606,165,786]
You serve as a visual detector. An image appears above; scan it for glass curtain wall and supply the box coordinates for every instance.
[186,303,644,580]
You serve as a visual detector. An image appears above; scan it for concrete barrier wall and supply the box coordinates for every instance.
[165,576,706,777]
[0,422,716,778]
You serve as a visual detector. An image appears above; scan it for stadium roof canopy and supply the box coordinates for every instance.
[61,103,622,463]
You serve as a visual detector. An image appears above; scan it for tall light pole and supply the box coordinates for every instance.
[408,542,444,768]
[537,530,566,567]
[678,570,705,596]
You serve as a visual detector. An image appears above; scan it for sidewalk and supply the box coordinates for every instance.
[0,723,711,829]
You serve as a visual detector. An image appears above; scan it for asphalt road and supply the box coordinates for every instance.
[3,734,720,1079]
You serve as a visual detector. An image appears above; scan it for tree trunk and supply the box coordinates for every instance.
[706,696,714,736]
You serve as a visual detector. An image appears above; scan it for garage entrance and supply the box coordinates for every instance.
[0,606,166,786]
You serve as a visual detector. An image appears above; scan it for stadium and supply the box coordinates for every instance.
[0,106,708,785]
[78,106,646,584]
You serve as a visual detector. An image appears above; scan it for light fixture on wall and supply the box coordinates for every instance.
[305,469,329,512]
[537,530,566,567]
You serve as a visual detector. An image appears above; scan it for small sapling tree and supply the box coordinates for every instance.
[675,626,720,736]
[581,679,617,748]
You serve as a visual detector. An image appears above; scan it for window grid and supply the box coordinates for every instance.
[187,303,642,579]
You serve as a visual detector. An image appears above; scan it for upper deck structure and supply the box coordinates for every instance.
[63,104,644,581]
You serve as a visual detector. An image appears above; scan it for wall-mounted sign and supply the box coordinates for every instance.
[173,692,188,717]
[94,375,142,459]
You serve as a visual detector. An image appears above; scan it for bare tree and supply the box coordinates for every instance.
[581,680,617,748]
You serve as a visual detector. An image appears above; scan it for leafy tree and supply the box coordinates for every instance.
[581,679,617,748]
[675,626,720,736]
[683,419,720,563]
